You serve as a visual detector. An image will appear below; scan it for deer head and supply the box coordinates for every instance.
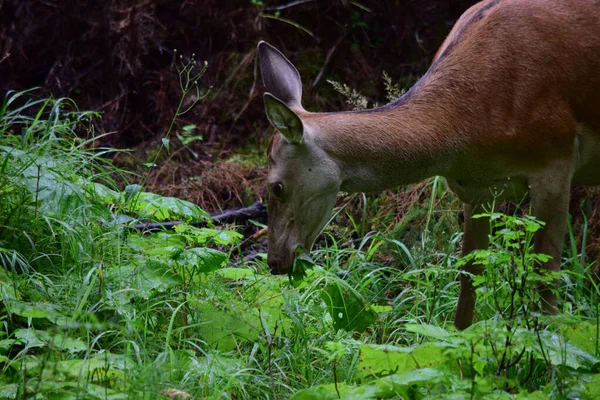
[258,41,341,274]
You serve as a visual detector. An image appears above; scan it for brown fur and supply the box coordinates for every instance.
[262,0,600,329]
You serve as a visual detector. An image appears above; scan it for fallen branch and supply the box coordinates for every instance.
[131,201,267,232]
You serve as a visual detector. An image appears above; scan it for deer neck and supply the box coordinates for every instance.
[302,88,466,193]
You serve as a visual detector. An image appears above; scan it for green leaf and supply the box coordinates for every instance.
[161,137,170,152]
[371,305,393,313]
[13,329,87,353]
[124,184,142,202]
[108,260,182,301]
[87,181,120,204]
[321,275,376,332]
[358,343,416,379]
[179,134,203,145]
[0,269,21,302]
[291,385,344,400]
[173,224,242,246]
[562,322,600,356]
[37,381,131,399]
[173,247,227,274]
[516,391,550,399]
[358,342,455,381]
[289,252,314,285]
[195,302,260,351]
[178,125,203,145]
[293,369,444,400]
[182,124,197,133]
[583,373,600,399]
[0,384,18,399]
[128,192,211,222]
[404,323,451,340]
[55,352,134,378]
[537,331,600,371]
[6,301,66,323]
[193,279,290,350]
[216,267,259,280]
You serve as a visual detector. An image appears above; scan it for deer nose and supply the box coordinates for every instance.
[267,259,287,275]
[267,253,287,275]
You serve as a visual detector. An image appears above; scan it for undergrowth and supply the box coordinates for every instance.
[1,81,599,400]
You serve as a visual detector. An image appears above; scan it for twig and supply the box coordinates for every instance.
[239,227,268,250]
[311,34,346,89]
[264,0,315,11]
[130,201,267,231]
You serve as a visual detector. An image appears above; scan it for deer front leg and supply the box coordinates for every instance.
[455,203,490,330]
[529,165,573,314]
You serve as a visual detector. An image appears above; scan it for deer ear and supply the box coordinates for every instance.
[258,41,303,109]
[264,93,304,144]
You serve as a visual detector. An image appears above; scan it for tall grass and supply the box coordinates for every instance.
[1,88,599,399]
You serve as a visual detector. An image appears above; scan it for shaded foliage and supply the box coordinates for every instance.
[1,0,477,150]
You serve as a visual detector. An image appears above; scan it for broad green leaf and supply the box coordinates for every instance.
[405,323,451,340]
[108,260,182,301]
[87,181,120,204]
[14,351,133,382]
[128,191,210,222]
[535,330,600,371]
[13,329,87,353]
[173,224,242,246]
[195,302,260,351]
[364,368,444,397]
[358,343,415,379]
[0,384,18,400]
[17,159,90,218]
[515,391,549,399]
[0,340,16,351]
[546,341,600,371]
[129,231,186,254]
[0,269,21,301]
[358,342,452,380]
[36,381,131,399]
[289,252,314,284]
[291,385,343,400]
[5,300,66,323]
[55,352,134,379]
[561,322,600,356]
[173,247,227,274]
[194,288,290,351]
[184,350,243,377]
[583,373,600,398]
[321,275,376,332]
[293,369,444,400]
[216,267,259,280]
[124,184,142,202]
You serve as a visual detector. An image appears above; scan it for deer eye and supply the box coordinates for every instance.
[270,182,284,198]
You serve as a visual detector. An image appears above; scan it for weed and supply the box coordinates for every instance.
[1,79,599,399]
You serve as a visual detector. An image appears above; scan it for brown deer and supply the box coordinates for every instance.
[258,0,600,330]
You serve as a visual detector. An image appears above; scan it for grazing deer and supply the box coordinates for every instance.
[258,0,600,330]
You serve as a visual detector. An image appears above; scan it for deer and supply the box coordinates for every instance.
[258,0,600,330]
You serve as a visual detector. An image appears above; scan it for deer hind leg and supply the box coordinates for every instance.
[455,203,490,330]
[529,159,574,314]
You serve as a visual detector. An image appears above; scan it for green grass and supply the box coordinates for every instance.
[1,90,600,399]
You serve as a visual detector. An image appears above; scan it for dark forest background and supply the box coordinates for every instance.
[1,0,480,205]
[2,0,599,255]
